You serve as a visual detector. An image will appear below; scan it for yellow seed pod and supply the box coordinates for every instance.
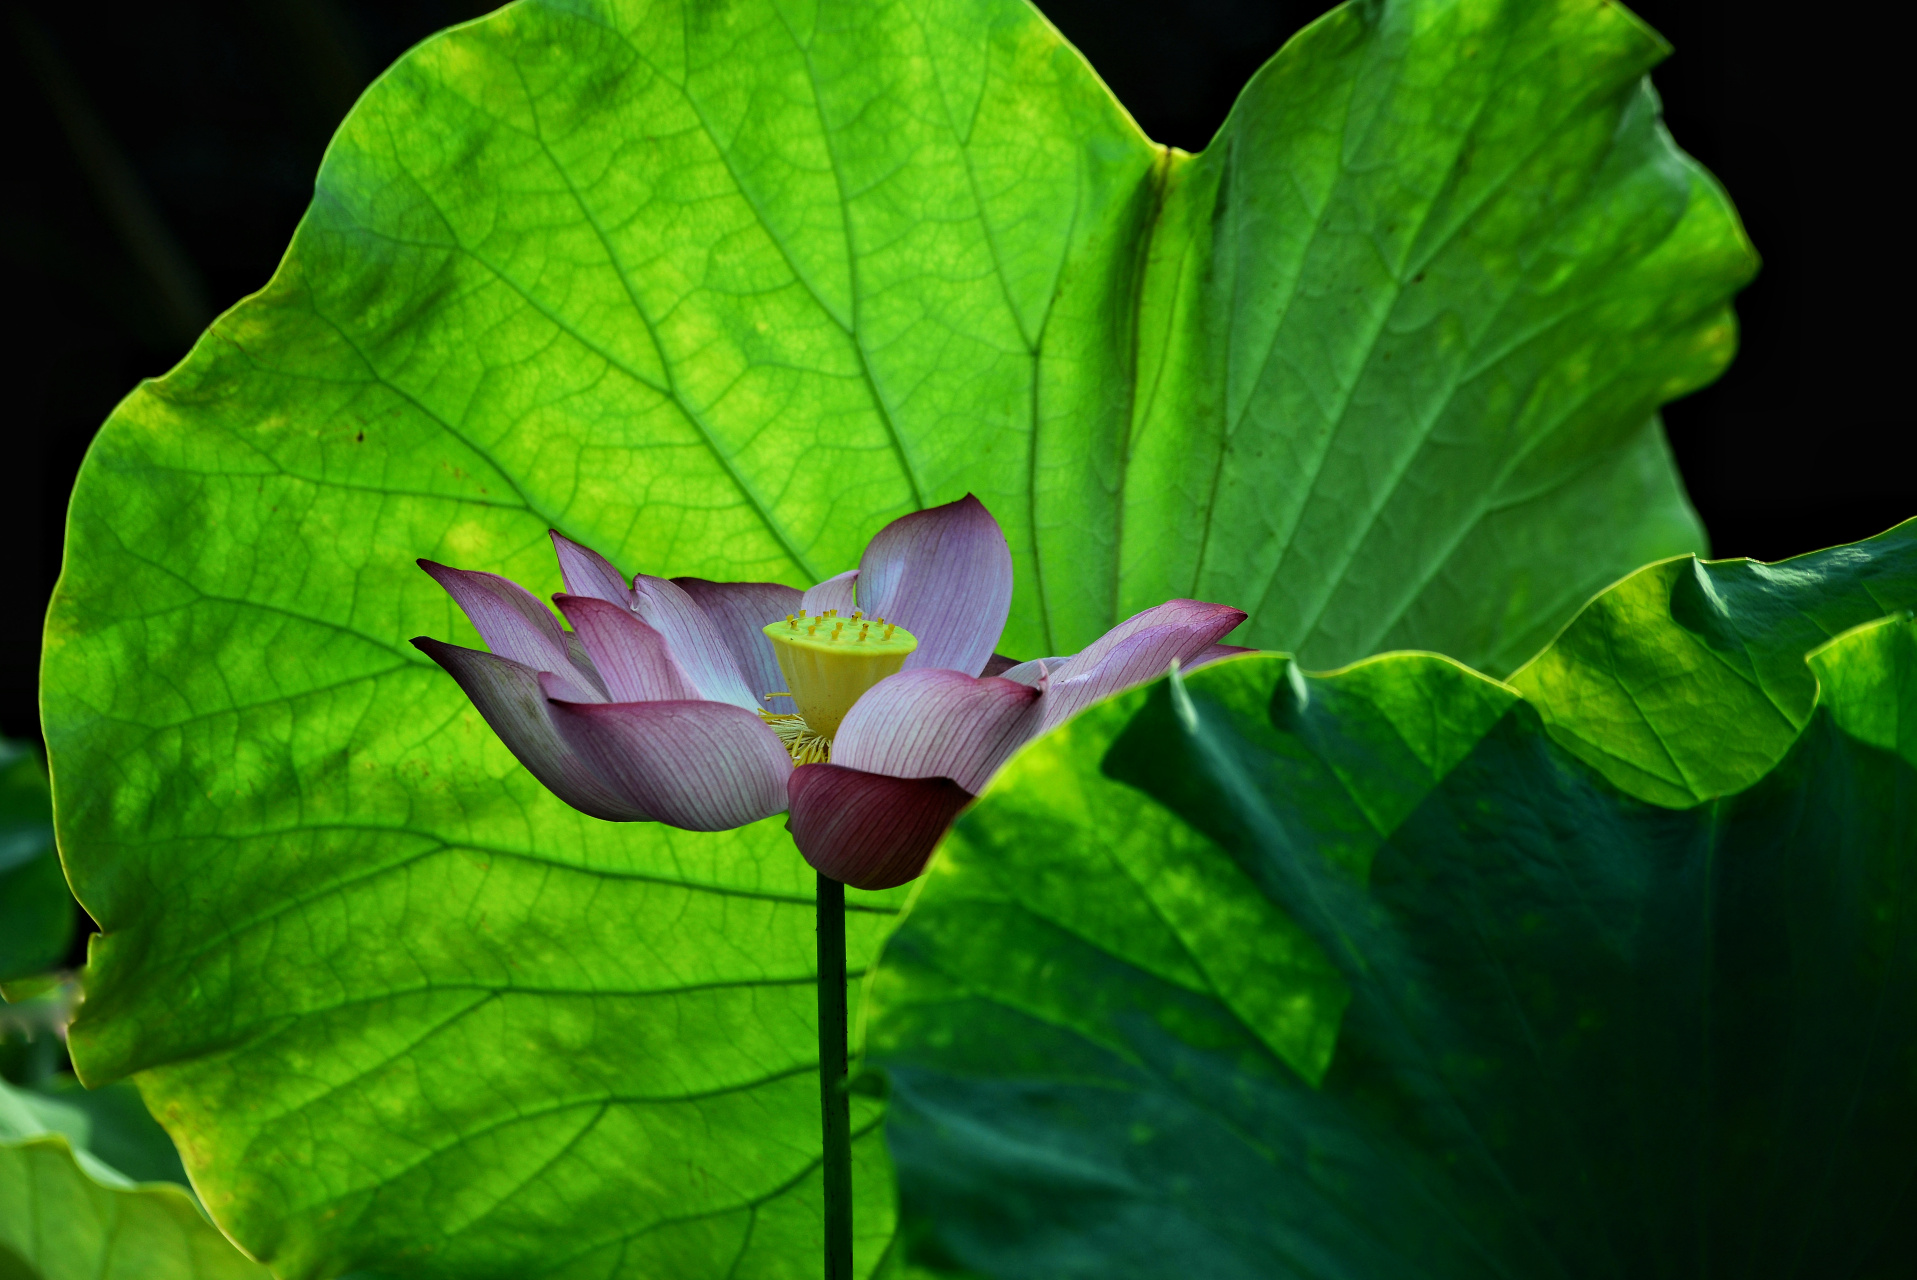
[762,616,919,740]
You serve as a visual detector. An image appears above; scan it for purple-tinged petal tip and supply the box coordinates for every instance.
[419,560,604,700]
[855,494,1012,676]
[787,763,971,890]
[1039,600,1248,731]
[412,637,646,821]
[549,531,633,606]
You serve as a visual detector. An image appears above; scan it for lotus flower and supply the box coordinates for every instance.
[414,496,1247,888]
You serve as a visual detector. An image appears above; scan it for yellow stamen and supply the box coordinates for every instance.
[761,613,918,746]
[760,713,832,765]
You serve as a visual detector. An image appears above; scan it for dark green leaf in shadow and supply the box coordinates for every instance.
[0,741,75,986]
[868,563,1917,1278]
[25,1076,192,1188]
[1,1077,269,1279]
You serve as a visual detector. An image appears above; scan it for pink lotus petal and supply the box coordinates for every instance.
[1040,601,1247,732]
[854,495,1012,676]
[563,632,596,677]
[802,568,859,618]
[419,560,604,701]
[543,685,792,831]
[630,574,758,711]
[1188,643,1258,670]
[674,578,804,715]
[1057,599,1247,678]
[549,531,633,606]
[411,639,647,821]
[831,669,1042,794]
[554,595,701,703]
[786,763,971,890]
[996,656,1065,687]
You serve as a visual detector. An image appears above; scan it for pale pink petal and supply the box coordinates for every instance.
[549,531,633,606]
[543,684,791,831]
[630,574,758,711]
[412,639,647,821]
[802,568,859,618]
[554,595,701,703]
[831,669,1042,794]
[786,764,971,890]
[854,495,1012,676]
[674,578,804,714]
[996,656,1066,688]
[1039,601,1248,732]
[419,560,603,701]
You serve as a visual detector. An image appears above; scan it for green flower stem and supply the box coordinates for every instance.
[816,872,852,1279]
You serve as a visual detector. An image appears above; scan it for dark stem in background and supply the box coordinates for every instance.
[817,872,853,1279]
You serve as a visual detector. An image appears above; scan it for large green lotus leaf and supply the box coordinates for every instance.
[866,570,1916,1277]
[43,0,1751,1274]
[1509,517,1917,804]
[1,1079,270,1280]
[0,741,74,985]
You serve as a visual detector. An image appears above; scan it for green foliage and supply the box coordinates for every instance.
[865,535,1917,1279]
[18,1078,193,1189]
[41,0,1752,1274]
[1,1077,268,1280]
[1509,522,1917,803]
[0,741,74,986]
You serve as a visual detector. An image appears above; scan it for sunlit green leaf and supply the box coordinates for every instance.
[1508,521,1917,803]
[44,0,1751,1273]
[866,540,1917,1279]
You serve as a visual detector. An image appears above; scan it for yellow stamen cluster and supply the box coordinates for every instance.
[759,712,832,765]
[759,608,918,756]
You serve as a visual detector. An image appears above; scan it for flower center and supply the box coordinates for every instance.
[760,610,918,755]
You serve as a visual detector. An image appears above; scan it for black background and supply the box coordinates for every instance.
[2,0,1907,748]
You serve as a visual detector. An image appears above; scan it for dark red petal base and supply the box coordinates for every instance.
[786,763,972,891]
